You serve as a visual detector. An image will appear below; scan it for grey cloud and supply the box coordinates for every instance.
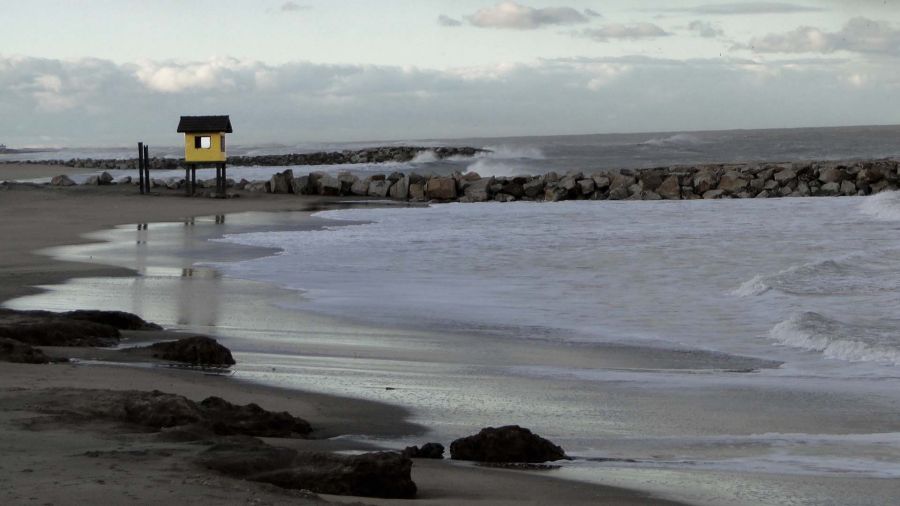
[577,23,670,42]
[671,2,825,15]
[0,54,896,147]
[584,8,601,18]
[467,1,589,30]
[437,15,463,27]
[688,20,724,38]
[747,17,900,55]
[279,2,308,12]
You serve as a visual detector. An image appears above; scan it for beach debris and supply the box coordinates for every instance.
[198,440,417,499]
[401,442,444,459]
[450,425,567,463]
[146,336,235,366]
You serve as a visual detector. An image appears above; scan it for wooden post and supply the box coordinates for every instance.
[143,145,150,193]
[185,166,191,196]
[138,142,144,195]
[191,167,196,196]
[221,163,227,197]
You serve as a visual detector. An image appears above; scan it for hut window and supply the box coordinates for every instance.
[195,136,212,149]
[220,135,225,152]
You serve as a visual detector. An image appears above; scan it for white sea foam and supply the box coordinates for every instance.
[640,133,704,147]
[463,144,547,177]
[730,274,770,297]
[859,190,900,221]
[770,312,900,365]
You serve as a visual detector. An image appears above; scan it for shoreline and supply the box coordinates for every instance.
[0,180,690,505]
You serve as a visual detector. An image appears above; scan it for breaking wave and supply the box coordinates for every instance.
[731,256,897,297]
[464,144,546,177]
[640,133,704,148]
[770,312,900,365]
[859,190,900,222]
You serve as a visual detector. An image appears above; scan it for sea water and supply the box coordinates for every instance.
[199,193,900,505]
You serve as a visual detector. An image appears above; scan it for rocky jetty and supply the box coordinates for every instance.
[12,146,485,171]
[57,157,900,202]
[198,441,417,499]
[449,425,567,463]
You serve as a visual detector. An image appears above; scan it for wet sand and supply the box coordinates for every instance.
[0,181,688,505]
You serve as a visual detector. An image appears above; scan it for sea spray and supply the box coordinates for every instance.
[859,190,900,221]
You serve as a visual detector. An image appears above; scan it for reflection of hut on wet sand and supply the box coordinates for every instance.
[128,218,227,328]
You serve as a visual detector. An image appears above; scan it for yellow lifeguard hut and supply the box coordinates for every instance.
[177,115,232,196]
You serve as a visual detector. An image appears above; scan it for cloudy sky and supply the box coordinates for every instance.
[1,0,898,147]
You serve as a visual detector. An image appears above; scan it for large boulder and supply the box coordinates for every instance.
[51,175,76,186]
[577,179,596,196]
[450,425,567,463]
[773,168,797,183]
[290,176,311,195]
[818,166,845,184]
[98,171,114,185]
[350,178,370,196]
[656,175,681,199]
[198,441,417,499]
[199,396,311,437]
[544,186,568,202]
[501,181,525,198]
[522,178,545,198]
[463,177,494,202]
[717,171,749,194]
[693,169,718,194]
[147,336,235,366]
[389,175,410,200]
[318,175,342,196]
[269,170,294,194]
[425,177,457,200]
[368,180,393,198]
[409,182,426,201]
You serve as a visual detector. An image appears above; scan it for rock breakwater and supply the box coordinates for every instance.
[7,146,485,170]
[39,157,900,201]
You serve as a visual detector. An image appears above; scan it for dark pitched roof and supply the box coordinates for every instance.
[177,115,233,133]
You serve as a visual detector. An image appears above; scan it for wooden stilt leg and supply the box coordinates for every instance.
[138,142,144,195]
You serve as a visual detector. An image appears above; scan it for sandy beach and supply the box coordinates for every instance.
[0,175,687,505]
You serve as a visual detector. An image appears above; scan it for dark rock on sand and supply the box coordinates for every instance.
[199,396,311,437]
[450,425,567,463]
[147,336,235,366]
[61,310,162,330]
[402,442,445,459]
[0,309,119,347]
[198,440,416,498]
[121,390,206,428]
[0,337,53,364]
[28,388,312,438]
